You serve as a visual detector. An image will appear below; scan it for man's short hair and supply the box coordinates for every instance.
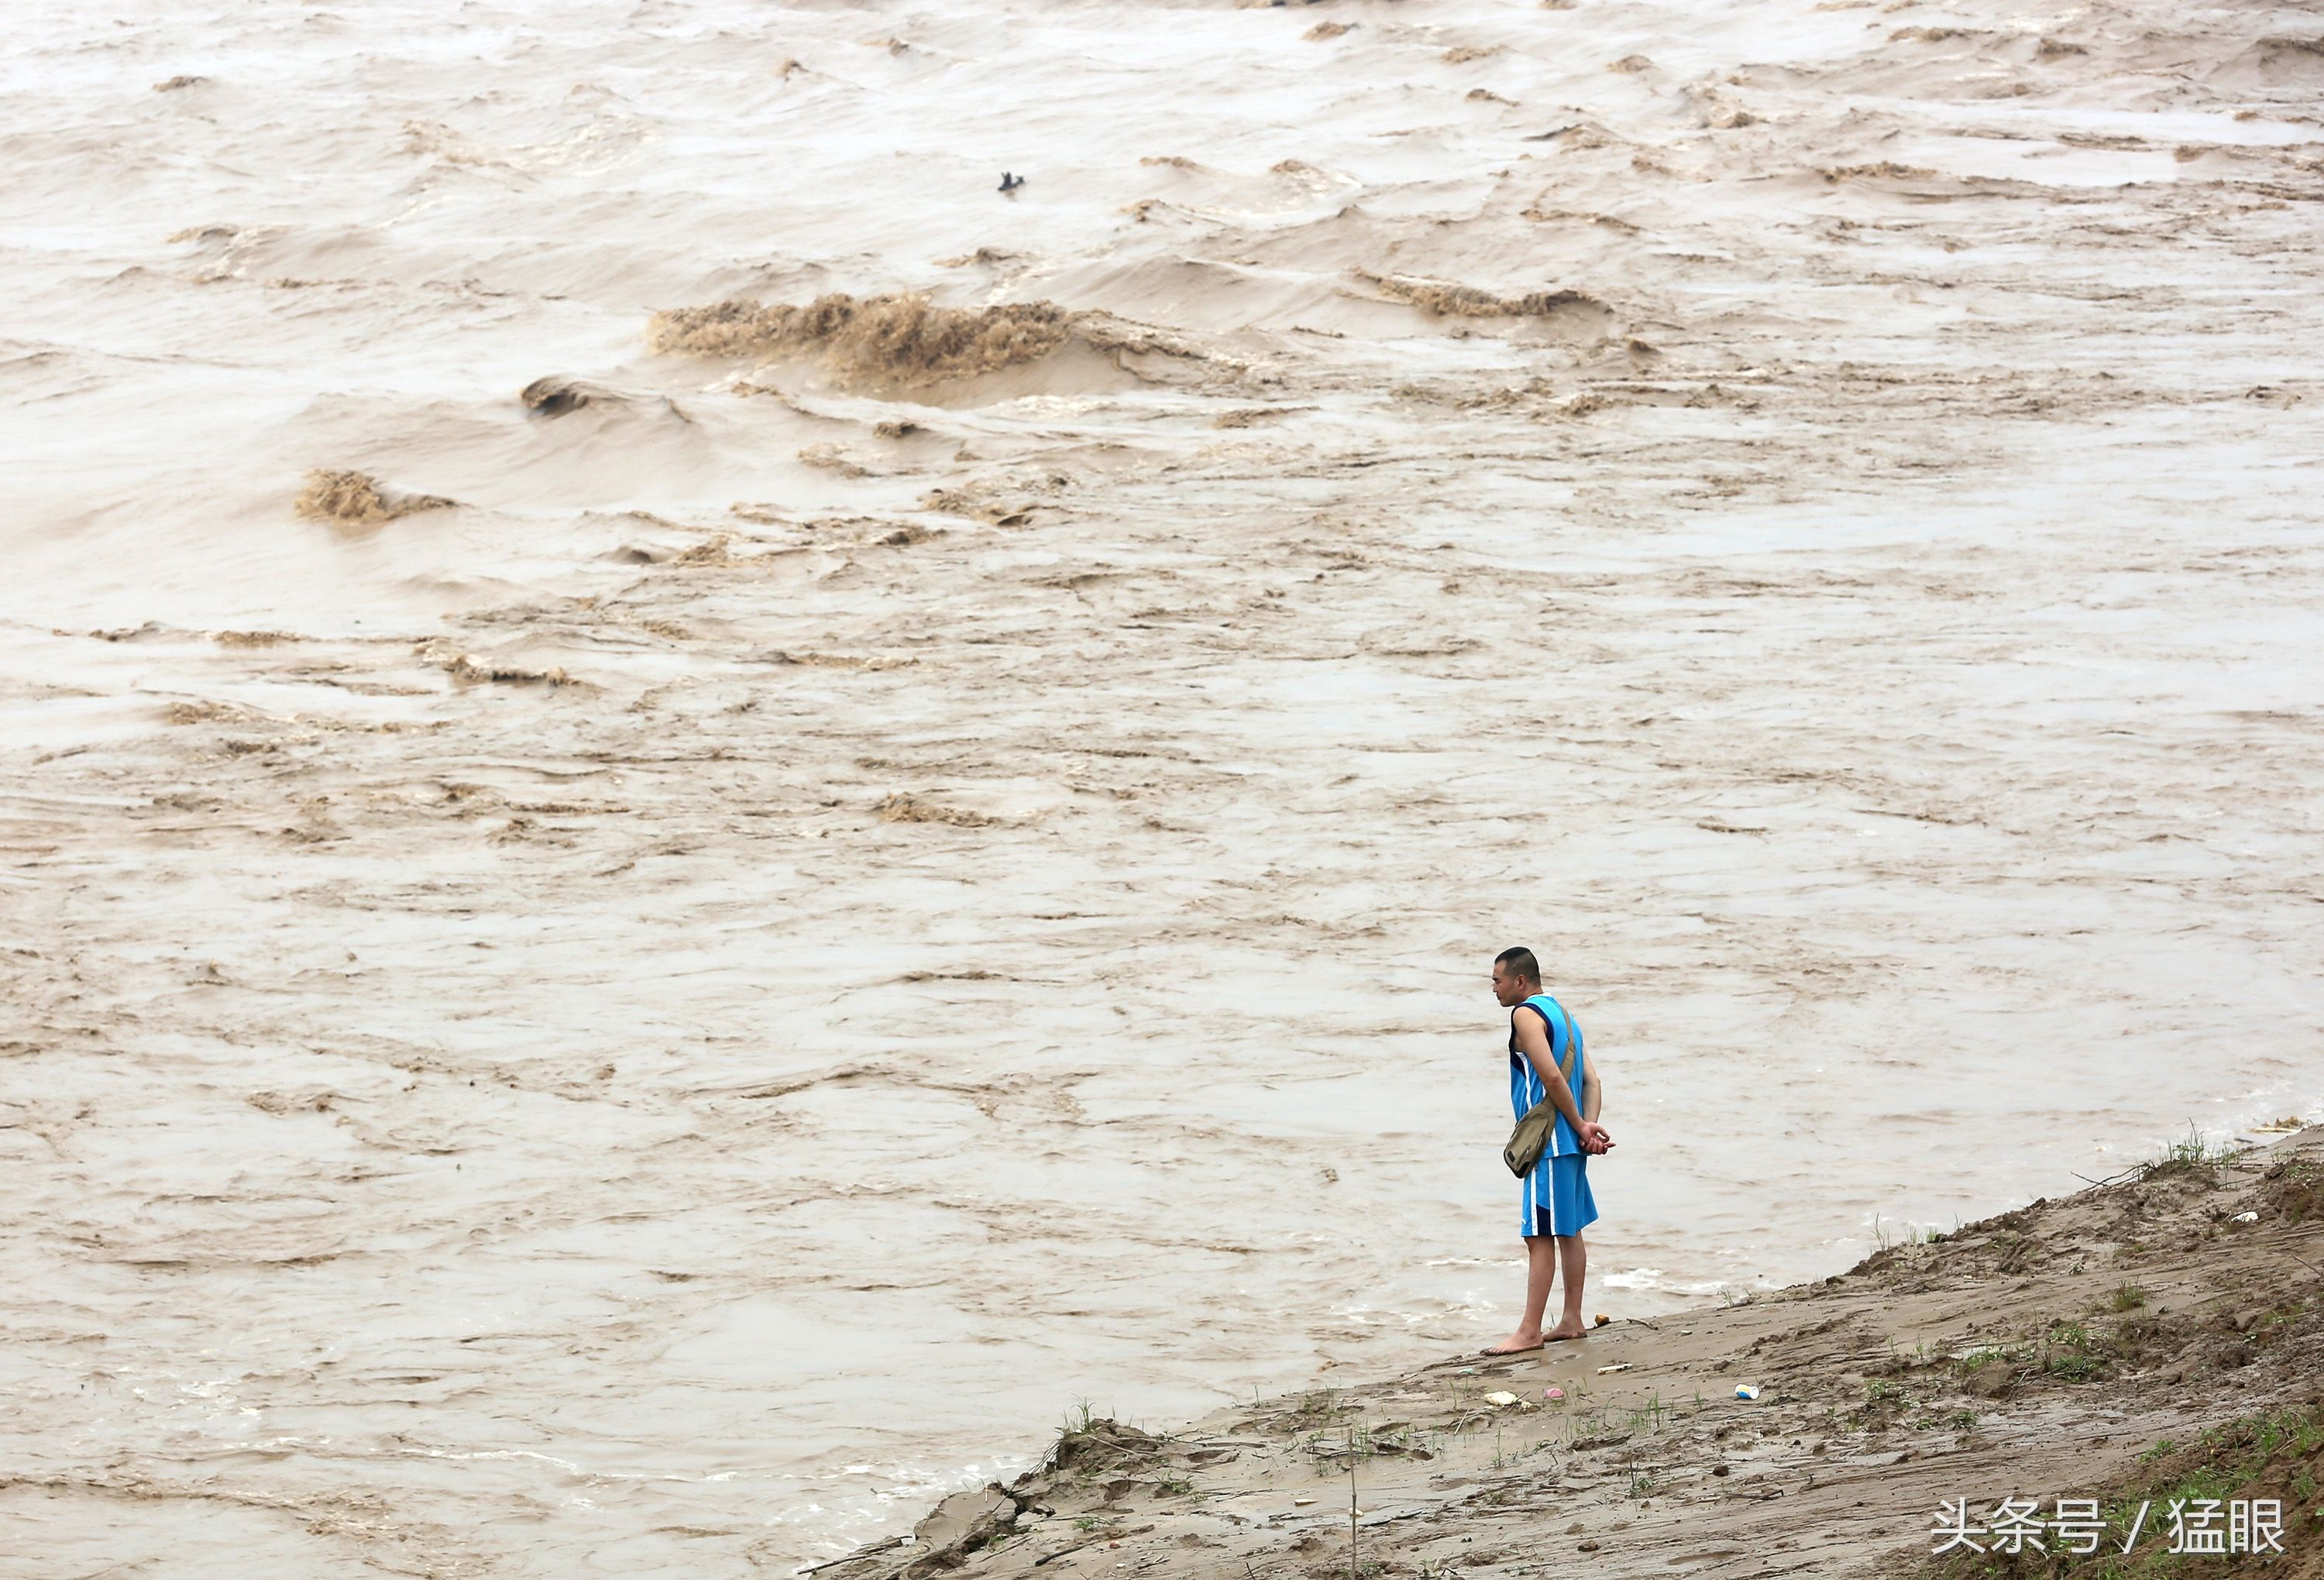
[1494,946,1541,984]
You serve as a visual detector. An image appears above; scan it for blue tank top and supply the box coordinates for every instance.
[1508,993,1586,1159]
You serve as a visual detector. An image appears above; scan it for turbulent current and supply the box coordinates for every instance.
[2,0,2319,1572]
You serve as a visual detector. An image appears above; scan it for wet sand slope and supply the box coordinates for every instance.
[825,1131,2324,1580]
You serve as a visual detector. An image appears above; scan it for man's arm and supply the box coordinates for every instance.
[1511,1010,1612,1152]
[1579,1062,1609,1152]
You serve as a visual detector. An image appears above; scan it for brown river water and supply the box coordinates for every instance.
[3,0,2319,1571]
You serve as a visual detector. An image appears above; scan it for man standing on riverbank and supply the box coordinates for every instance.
[1484,946,1611,1355]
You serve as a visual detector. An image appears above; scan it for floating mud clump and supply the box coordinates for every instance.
[1358,271,1610,321]
[520,377,692,424]
[441,654,580,688]
[876,792,996,828]
[294,470,456,524]
[1822,160,1938,181]
[647,293,1073,387]
[521,375,610,416]
[417,641,585,689]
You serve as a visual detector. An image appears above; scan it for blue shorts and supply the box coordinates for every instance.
[1521,1152,1597,1239]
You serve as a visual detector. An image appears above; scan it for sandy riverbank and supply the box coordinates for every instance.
[833,1129,2324,1580]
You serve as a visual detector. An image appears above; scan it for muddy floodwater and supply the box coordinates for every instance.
[2,0,2319,1572]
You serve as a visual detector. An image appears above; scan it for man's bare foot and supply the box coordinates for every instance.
[1480,1331,1544,1355]
[1542,1319,1588,1343]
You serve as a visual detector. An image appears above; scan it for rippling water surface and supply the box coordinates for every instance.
[4,0,2319,1571]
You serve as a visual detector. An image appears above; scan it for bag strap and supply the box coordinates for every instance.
[1524,997,1580,1090]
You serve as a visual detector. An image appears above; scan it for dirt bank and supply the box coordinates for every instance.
[831,1131,2324,1580]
